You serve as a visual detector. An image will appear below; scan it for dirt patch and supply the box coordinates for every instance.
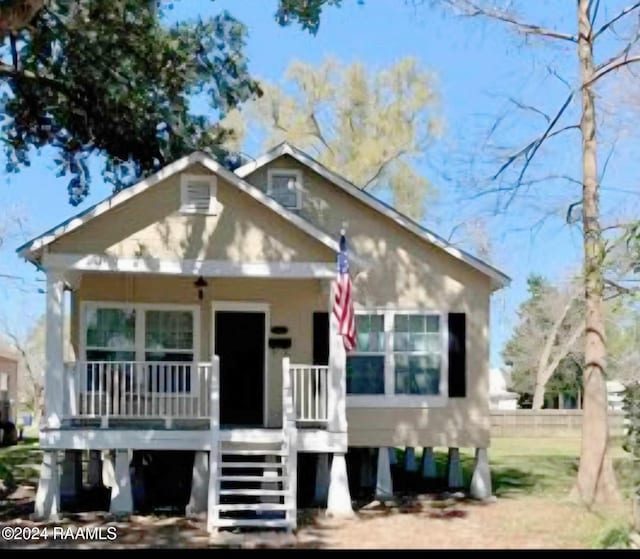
[0,495,614,549]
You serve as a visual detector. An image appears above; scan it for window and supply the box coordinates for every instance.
[144,310,194,362]
[85,307,136,362]
[347,314,385,394]
[0,371,8,392]
[393,314,441,395]
[267,169,302,210]
[347,310,446,399]
[180,174,217,214]
[83,304,199,393]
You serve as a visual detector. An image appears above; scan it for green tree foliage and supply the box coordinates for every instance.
[0,0,260,204]
[275,0,344,34]
[225,57,442,220]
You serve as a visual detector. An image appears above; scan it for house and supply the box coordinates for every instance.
[488,368,518,410]
[17,142,510,532]
[0,344,19,428]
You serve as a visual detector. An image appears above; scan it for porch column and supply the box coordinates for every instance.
[45,272,65,429]
[207,356,220,533]
[447,447,464,489]
[33,450,60,520]
[328,281,347,434]
[326,452,354,518]
[375,447,393,501]
[314,453,330,506]
[404,447,418,472]
[421,447,437,479]
[470,448,493,500]
[60,450,82,504]
[186,451,209,517]
[109,449,133,516]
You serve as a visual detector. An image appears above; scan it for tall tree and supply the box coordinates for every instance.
[502,274,584,409]
[224,57,441,219]
[275,0,640,508]
[0,0,260,204]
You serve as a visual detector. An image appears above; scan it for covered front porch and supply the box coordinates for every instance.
[42,255,350,439]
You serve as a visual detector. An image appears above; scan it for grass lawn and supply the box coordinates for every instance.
[0,436,636,549]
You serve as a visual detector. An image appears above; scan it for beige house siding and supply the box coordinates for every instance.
[74,273,327,427]
[49,163,334,264]
[245,155,493,448]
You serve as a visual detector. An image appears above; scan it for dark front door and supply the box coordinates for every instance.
[215,310,265,426]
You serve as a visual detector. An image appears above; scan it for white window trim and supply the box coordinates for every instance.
[80,301,202,393]
[346,309,449,408]
[267,168,303,210]
[179,173,218,215]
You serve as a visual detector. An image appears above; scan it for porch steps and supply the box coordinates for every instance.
[211,436,296,532]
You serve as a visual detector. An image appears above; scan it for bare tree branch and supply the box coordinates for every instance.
[509,97,550,122]
[443,0,577,42]
[593,1,640,39]
[362,149,407,189]
[589,54,640,86]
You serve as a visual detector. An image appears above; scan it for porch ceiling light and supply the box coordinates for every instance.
[194,276,208,301]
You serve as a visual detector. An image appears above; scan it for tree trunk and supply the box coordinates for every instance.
[571,0,621,507]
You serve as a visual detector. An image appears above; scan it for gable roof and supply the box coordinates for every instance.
[17,151,341,264]
[235,142,510,290]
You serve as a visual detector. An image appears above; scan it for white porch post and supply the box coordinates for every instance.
[187,451,209,517]
[33,450,60,520]
[314,453,330,506]
[326,452,354,518]
[109,449,133,516]
[421,447,437,479]
[470,448,493,500]
[45,271,65,429]
[447,447,464,489]
[328,281,348,434]
[207,355,220,533]
[375,447,393,501]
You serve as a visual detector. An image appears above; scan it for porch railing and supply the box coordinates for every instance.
[290,364,329,424]
[63,361,212,424]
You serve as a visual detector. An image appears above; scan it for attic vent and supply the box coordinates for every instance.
[180,174,217,214]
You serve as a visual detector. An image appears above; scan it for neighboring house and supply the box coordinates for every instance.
[18,142,509,532]
[606,380,626,412]
[489,368,518,410]
[0,345,19,425]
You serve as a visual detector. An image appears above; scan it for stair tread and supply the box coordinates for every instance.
[220,462,286,469]
[219,476,286,482]
[221,450,287,456]
[215,503,290,511]
[219,489,287,496]
[214,519,292,528]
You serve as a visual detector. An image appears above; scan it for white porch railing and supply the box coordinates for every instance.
[63,361,212,423]
[290,364,329,423]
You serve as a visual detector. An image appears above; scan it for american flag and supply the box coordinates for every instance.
[332,233,356,351]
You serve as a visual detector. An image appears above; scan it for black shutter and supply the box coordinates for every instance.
[448,313,466,398]
[313,312,330,366]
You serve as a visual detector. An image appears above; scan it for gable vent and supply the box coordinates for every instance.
[180,174,217,214]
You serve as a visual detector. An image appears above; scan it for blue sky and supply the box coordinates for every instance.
[1,0,638,366]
